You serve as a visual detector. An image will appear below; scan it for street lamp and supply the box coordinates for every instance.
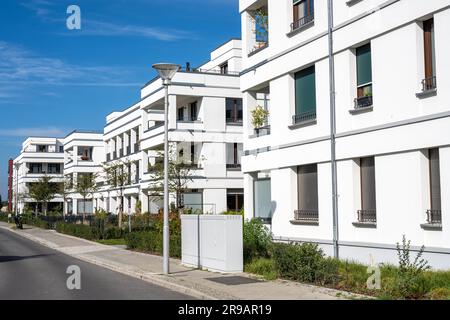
[152,63,181,275]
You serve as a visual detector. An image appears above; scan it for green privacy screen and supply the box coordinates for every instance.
[295,65,316,115]
[356,43,372,86]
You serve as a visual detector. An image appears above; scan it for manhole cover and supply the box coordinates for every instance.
[207,276,262,286]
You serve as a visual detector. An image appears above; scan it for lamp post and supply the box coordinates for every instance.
[152,63,181,274]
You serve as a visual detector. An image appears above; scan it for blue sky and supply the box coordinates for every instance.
[0,0,241,201]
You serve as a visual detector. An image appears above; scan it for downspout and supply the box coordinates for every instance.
[327,0,339,259]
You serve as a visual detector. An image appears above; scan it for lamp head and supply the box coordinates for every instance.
[152,63,181,85]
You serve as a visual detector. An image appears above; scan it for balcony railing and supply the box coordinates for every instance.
[294,209,319,222]
[226,163,242,170]
[357,209,377,223]
[426,209,442,224]
[177,115,199,122]
[291,13,314,32]
[134,143,140,152]
[226,118,243,125]
[126,146,131,155]
[421,76,437,92]
[354,95,373,109]
[248,41,269,56]
[292,110,316,125]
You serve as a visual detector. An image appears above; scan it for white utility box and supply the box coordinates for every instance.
[181,214,243,273]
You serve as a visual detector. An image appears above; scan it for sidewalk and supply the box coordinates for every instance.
[0,222,361,300]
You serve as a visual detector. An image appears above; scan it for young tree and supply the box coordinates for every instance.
[103,160,130,228]
[59,175,74,217]
[28,175,58,216]
[76,172,99,219]
[147,147,194,211]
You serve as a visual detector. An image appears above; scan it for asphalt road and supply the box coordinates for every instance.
[0,228,193,300]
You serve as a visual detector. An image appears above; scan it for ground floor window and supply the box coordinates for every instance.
[182,191,203,214]
[227,189,244,212]
[77,199,93,215]
[254,178,272,223]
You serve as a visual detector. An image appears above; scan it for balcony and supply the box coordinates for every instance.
[353,209,377,228]
[177,115,199,122]
[226,163,242,171]
[421,209,442,230]
[290,13,314,34]
[248,41,269,57]
[416,76,437,98]
[291,110,316,127]
[290,209,319,225]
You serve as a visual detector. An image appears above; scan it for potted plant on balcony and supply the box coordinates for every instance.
[251,105,269,136]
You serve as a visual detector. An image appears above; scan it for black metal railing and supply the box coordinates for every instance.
[177,115,199,122]
[357,209,377,223]
[292,110,316,125]
[226,163,242,170]
[426,209,442,224]
[226,118,243,124]
[421,76,437,92]
[248,42,269,56]
[134,143,140,152]
[294,209,319,222]
[126,146,131,155]
[291,13,314,32]
[181,67,240,76]
[354,95,373,109]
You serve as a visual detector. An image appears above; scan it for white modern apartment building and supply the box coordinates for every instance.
[239,0,450,268]
[63,130,104,215]
[13,137,65,213]
[95,39,244,215]
[96,101,144,215]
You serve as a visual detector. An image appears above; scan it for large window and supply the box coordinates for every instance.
[296,164,318,221]
[227,189,244,212]
[77,199,93,215]
[190,102,198,121]
[226,98,243,124]
[29,163,43,174]
[182,191,203,213]
[294,65,316,124]
[358,157,376,223]
[226,143,243,169]
[355,43,373,108]
[48,163,61,174]
[254,178,272,223]
[426,148,441,225]
[78,146,93,161]
[292,0,314,31]
[423,18,436,91]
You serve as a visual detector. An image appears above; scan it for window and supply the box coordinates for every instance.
[296,164,318,221]
[182,192,203,213]
[254,178,272,223]
[292,0,314,31]
[77,199,93,214]
[220,62,228,75]
[37,145,47,152]
[355,43,373,108]
[190,102,198,121]
[358,157,376,223]
[59,146,64,153]
[78,146,93,161]
[294,65,316,124]
[226,98,243,123]
[29,163,42,174]
[227,189,244,212]
[190,143,196,165]
[226,143,243,169]
[135,161,140,184]
[48,163,61,174]
[427,148,441,225]
[177,107,184,121]
[422,18,436,91]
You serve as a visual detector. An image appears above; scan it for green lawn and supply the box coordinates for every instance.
[96,238,127,246]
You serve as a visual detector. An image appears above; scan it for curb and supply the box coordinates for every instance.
[0,225,220,300]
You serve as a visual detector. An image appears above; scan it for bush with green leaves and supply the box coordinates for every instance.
[272,242,339,286]
[243,218,272,263]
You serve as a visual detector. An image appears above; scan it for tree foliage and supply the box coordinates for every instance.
[28,175,59,215]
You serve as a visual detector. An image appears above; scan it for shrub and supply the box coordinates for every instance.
[243,218,272,263]
[426,288,450,300]
[103,226,123,240]
[244,258,277,280]
[384,235,431,299]
[55,222,100,240]
[272,242,339,285]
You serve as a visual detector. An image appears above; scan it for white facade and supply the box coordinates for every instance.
[13,137,65,213]
[95,39,245,215]
[239,0,450,268]
[63,131,104,215]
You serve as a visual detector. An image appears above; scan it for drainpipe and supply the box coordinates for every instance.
[327,0,339,259]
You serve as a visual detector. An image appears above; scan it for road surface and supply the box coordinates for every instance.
[0,228,193,300]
